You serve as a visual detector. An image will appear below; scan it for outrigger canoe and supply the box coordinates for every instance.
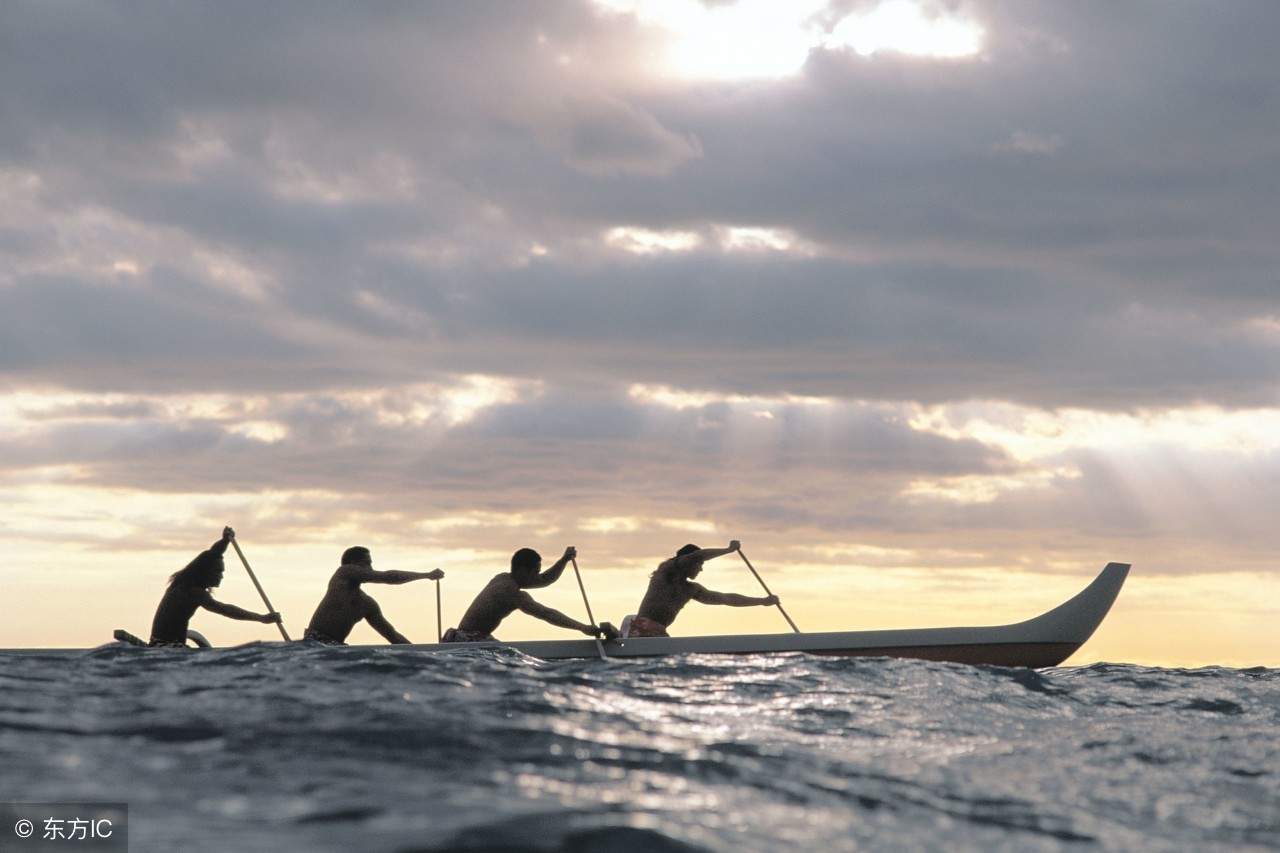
[425,561,1130,667]
[1,562,1129,667]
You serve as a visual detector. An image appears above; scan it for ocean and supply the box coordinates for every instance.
[0,644,1276,852]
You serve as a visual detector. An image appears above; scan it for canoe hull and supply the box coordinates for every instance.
[804,641,1080,668]
[412,637,1085,668]
[406,562,1129,667]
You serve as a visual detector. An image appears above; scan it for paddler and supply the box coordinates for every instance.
[303,547,444,644]
[620,540,777,638]
[148,526,283,647]
[442,546,602,642]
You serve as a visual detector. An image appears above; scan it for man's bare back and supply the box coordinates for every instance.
[304,548,443,644]
[630,540,777,635]
[634,572,704,627]
[149,527,281,646]
[306,565,397,643]
[455,574,535,636]
[448,546,598,641]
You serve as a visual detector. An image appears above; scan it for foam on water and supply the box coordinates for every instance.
[1,644,1276,851]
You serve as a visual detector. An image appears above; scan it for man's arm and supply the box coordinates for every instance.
[691,585,778,608]
[200,592,282,623]
[364,598,411,644]
[342,566,444,585]
[208,526,236,559]
[517,592,596,635]
[676,540,740,570]
[524,546,575,590]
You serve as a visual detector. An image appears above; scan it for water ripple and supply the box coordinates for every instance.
[0,645,1275,852]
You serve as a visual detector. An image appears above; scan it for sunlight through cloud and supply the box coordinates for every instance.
[593,0,983,80]
[605,225,813,256]
[902,468,1080,505]
[718,226,810,254]
[605,226,703,254]
[226,421,290,444]
[828,0,983,58]
[0,376,534,443]
[594,0,827,80]
[909,403,1280,462]
[629,384,834,410]
[902,402,1280,506]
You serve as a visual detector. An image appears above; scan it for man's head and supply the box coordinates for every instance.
[511,548,542,586]
[676,544,703,578]
[342,546,372,567]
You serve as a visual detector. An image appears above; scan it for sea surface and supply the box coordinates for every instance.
[0,643,1276,852]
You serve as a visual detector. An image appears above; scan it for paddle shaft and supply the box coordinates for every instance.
[230,539,291,641]
[435,577,442,643]
[738,550,800,633]
[570,558,606,659]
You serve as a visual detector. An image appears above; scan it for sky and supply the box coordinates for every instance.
[1,0,1278,666]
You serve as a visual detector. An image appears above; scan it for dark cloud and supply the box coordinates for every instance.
[4,1,1277,407]
[0,272,318,390]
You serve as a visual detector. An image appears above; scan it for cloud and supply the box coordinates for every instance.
[3,1,1278,411]
[524,96,704,176]
[3,0,1280,650]
[989,130,1063,156]
[5,375,1280,597]
[4,1,1278,404]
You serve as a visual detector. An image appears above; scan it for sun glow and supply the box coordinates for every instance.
[901,468,1081,505]
[605,226,703,254]
[829,0,984,58]
[628,383,834,411]
[604,224,812,256]
[0,376,534,445]
[899,402,1280,508]
[909,403,1280,463]
[593,0,983,80]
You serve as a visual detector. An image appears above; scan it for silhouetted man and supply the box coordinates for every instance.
[148,527,282,647]
[622,540,777,637]
[304,546,444,644]
[443,546,599,642]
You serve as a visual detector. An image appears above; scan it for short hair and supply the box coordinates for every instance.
[341,546,372,565]
[511,548,541,574]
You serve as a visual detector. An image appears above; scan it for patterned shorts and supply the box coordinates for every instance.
[302,627,346,646]
[621,615,669,638]
[441,628,497,643]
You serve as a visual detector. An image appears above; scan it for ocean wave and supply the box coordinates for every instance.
[0,647,1275,851]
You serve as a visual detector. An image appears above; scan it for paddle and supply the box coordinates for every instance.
[738,549,800,633]
[570,557,607,660]
[434,575,443,643]
[230,538,291,641]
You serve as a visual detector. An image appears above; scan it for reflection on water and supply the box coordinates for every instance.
[0,645,1275,852]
